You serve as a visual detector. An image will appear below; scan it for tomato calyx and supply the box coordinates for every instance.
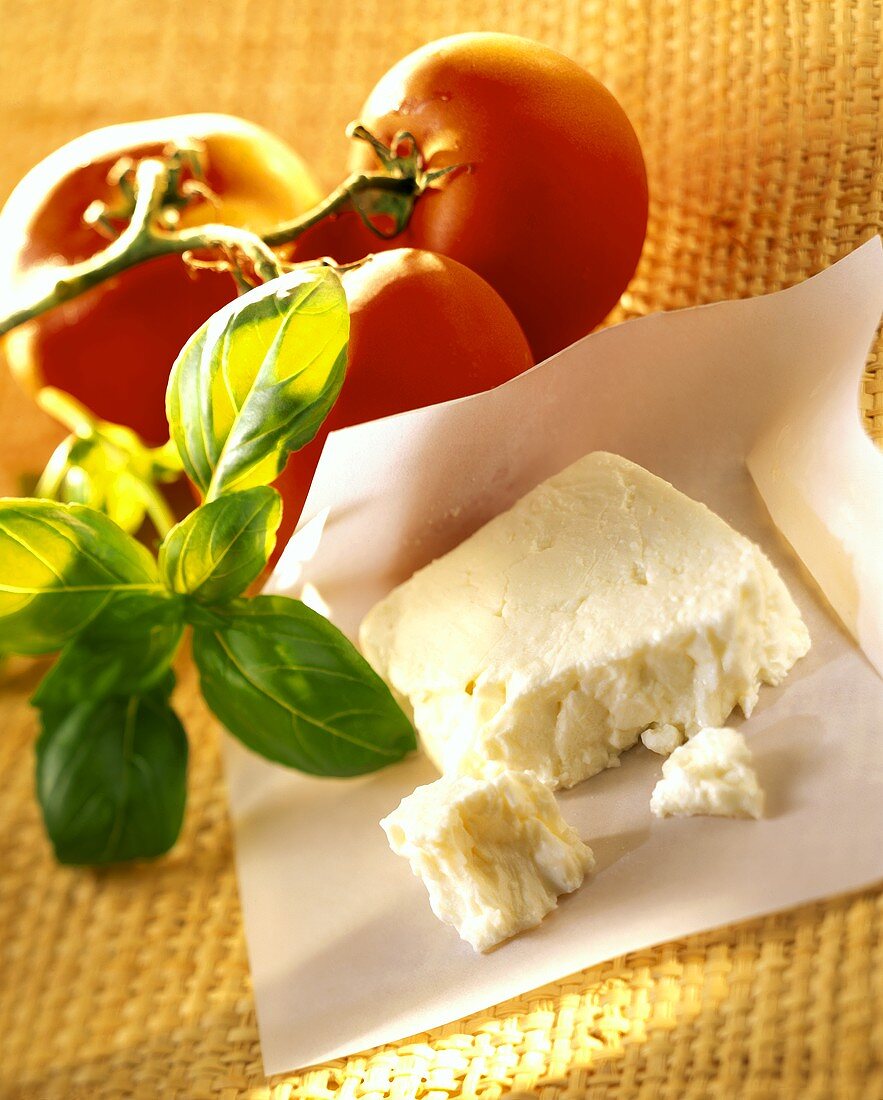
[84,142,212,240]
[264,125,468,245]
[342,124,466,238]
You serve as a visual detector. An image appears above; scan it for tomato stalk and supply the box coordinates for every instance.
[0,158,286,338]
[0,126,463,339]
[264,125,461,246]
[263,172,417,247]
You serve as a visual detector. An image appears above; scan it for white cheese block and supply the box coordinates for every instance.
[360,452,810,790]
[650,726,764,818]
[381,768,594,952]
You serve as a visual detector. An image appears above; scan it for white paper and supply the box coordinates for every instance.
[228,239,883,1075]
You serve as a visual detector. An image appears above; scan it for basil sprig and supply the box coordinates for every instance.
[167,270,348,501]
[0,499,162,655]
[32,594,185,710]
[36,677,188,866]
[159,486,282,603]
[192,597,416,776]
[3,268,415,866]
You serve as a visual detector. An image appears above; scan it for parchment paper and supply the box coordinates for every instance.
[229,239,883,1075]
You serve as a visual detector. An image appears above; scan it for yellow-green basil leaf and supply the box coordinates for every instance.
[38,433,142,533]
[192,595,416,776]
[0,499,161,655]
[159,487,281,603]
[32,595,185,712]
[166,269,349,502]
[36,682,187,866]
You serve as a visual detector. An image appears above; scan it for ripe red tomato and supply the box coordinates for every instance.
[296,33,648,364]
[273,248,533,554]
[0,114,322,444]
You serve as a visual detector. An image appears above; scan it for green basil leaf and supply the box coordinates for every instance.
[0,499,161,655]
[32,594,184,711]
[159,487,281,603]
[36,681,187,865]
[37,430,182,536]
[77,587,182,640]
[192,595,415,776]
[167,269,348,502]
[39,433,142,533]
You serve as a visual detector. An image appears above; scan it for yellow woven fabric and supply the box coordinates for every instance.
[0,1,881,1097]
[2,659,881,1100]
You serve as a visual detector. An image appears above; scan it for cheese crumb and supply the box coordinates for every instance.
[650,726,764,819]
[381,769,594,952]
[361,453,810,790]
[641,724,685,756]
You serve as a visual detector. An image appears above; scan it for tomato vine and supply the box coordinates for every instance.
[0,125,461,340]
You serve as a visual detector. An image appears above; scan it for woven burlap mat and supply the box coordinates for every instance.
[0,2,881,1097]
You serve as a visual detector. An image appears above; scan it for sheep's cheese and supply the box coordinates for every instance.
[650,726,764,818]
[641,724,685,756]
[381,768,594,952]
[361,452,810,790]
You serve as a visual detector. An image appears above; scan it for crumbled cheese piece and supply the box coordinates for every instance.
[361,452,809,790]
[381,768,594,952]
[650,726,764,818]
[641,724,685,756]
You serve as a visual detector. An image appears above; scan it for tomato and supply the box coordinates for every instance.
[296,33,648,364]
[289,209,383,268]
[273,248,533,554]
[0,114,322,444]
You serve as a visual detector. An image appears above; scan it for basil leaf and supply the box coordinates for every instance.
[0,499,161,655]
[36,681,187,865]
[159,487,281,603]
[38,428,174,535]
[192,595,415,776]
[166,269,348,502]
[32,594,184,711]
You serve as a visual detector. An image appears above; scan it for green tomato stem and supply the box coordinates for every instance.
[0,159,284,338]
[261,171,418,248]
[0,127,433,340]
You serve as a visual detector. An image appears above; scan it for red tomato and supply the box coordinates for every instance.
[0,114,322,444]
[273,248,533,554]
[296,33,648,364]
[289,209,382,268]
